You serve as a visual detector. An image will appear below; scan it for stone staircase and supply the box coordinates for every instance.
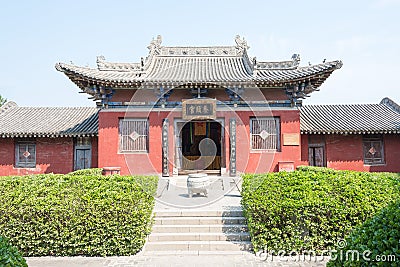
[144,209,252,254]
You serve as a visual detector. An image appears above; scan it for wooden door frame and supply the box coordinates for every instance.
[74,142,92,170]
[308,143,326,167]
[173,118,224,175]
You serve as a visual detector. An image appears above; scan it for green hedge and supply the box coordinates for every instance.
[0,236,27,267]
[327,200,400,266]
[241,168,400,253]
[0,173,158,256]
[68,168,103,176]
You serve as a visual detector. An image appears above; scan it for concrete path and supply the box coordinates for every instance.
[26,253,329,267]
[155,175,243,209]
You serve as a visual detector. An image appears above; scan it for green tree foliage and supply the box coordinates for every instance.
[0,95,7,107]
[327,200,400,266]
[241,167,400,253]
[0,172,158,256]
[0,236,27,267]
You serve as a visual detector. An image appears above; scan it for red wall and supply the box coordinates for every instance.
[232,109,301,173]
[0,137,73,175]
[300,134,400,172]
[0,137,99,176]
[91,137,99,169]
[98,108,302,175]
[98,110,166,175]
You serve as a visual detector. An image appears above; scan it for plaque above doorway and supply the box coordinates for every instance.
[182,99,216,120]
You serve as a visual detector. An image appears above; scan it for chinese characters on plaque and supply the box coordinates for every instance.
[229,118,236,177]
[182,99,216,120]
[162,118,169,177]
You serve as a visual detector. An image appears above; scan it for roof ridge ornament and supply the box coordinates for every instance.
[144,35,162,70]
[235,35,249,55]
[0,101,18,115]
[148,35,162,55]
[380,97,400,114]
[96,55,106,69]
[291,54,300,63]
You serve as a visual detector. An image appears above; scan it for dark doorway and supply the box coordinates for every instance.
[309,146,325,167]
[179,121,222,174]
[74,137,92,170]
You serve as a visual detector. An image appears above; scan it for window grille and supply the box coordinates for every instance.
[119,118,149,152]
[363,135,384,165]
[250,117,280,150]
[15,142,36,168]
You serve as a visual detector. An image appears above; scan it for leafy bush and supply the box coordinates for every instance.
[0,173,158,256]
[241,169,400,253]
[327,200,400,266]
[0,236,27,267]
[69,168,103,176]
[296,165,338,174]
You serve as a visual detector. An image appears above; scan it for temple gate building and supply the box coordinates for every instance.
[0,36,399,175]
[55,35,342,176]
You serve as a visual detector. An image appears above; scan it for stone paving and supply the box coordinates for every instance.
[26,253,329,267]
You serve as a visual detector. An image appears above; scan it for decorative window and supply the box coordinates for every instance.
[250,117,280,150]
[363,135,384,165]
[119,118,149,153]
[15,141,36,168]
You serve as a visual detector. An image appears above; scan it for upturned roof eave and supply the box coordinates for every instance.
[55,58,342,89]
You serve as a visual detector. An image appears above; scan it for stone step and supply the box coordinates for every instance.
[144,240,253,251]
[153,210,243,217]
[148,232,251,242]
[152,224,248,233]
[141,250,254,256]
[154,216,246,225]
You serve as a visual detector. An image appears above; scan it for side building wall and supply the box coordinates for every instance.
[0,137,98,176]
[300,134,400,172]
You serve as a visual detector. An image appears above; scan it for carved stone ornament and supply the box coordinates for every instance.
[234,35,249,55]
[148,35,162,55]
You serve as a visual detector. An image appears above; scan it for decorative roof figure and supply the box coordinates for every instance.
[148,35,162,53]
[234,35,249,55]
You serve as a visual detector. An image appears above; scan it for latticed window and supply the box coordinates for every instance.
[15,142,36,168]
[119,118,149,152]
[363,135,384,165]
[250,117,280,150]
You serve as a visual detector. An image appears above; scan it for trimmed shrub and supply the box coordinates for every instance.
[241,169,400,253]
[327,200,400,266]
[296,165,338,174]
[0,236,27,267]
[0,173,158,256]
[68,168,103,176]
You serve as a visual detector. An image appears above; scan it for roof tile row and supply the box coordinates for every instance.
[0,102,99,138]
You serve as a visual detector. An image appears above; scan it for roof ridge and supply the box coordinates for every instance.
[302,103,381,107]
[12,106,98,109]
[380,97,400,114]
[0,101,18,115]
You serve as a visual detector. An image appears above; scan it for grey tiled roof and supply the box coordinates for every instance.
[300,98,400,134]
[0,102,99,137]
[56,36,342,90]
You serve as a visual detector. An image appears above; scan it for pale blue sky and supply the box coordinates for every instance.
[1,0,399,107]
